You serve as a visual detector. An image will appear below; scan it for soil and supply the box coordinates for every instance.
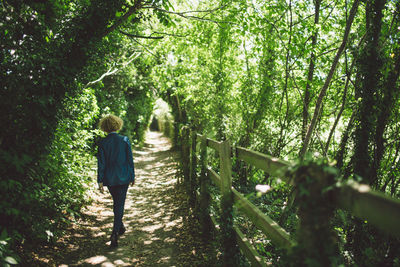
[25,131,218,266]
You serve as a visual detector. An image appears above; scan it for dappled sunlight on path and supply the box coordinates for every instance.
[50,131,216,266]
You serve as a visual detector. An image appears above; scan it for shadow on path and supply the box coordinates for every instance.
[39,131,217,266]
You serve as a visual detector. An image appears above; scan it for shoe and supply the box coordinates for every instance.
[118,225,126,236]
[110,233,118,248]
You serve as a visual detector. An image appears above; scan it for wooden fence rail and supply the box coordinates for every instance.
[179,127,400,266]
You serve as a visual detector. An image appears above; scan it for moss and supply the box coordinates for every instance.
[285,157,343,266]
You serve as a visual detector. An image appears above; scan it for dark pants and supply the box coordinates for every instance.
[107,184,129,235]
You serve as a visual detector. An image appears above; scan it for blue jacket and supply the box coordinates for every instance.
[97,132,135,186]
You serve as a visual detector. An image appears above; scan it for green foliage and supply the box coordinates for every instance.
[95,56,155,145]
[0,230,19,266]
[0,88,100,246]
[1,0,125,247]
[153,98,174,138]
[1,0,400,264]
[284,157,342,265]
[149,0,400,263]
[0,0,156,254]
[0,0,174,263]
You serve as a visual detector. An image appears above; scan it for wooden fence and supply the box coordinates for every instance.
[179,126,400,266]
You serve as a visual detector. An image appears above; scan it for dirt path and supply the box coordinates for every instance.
[34,131,216,266]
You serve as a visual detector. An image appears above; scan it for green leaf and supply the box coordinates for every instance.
[0,229,8,240]
[4,257,18,265]
[162,0,174,11]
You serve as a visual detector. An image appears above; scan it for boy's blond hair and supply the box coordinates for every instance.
[99,114,123,133]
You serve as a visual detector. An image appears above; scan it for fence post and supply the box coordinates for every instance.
[199,135,212,238]
[173,122,181,150]
[181,126,190,187]
[220,140,240,266]
[288,162,340,266]
[189,130,197,208]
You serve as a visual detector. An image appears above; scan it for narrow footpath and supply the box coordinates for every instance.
[32,131,217,266]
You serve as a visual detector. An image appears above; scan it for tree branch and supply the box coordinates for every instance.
[147,6,236,25]
[300,0,361,157]
[142,5,227,15]
[85,52,141,87]
[302,0,321,142]
[151,31,189,38]
[104,1,144,37]
[119,30,164,39]
[131,38,158,57]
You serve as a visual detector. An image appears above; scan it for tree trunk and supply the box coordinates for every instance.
[302,0,321,142]
[351,1,387,265]
[300,0,361,157]
[352,0,386,185]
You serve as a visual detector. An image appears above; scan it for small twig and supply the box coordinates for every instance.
[316,47,339,58]
[142,5,227,15]
[151,31,189,38]
[147,7,236,26]
[86,68,119,86]
[85,52,141,87]
[104,1,143,37]
[119,30,164,39]
[132,39,158,57]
